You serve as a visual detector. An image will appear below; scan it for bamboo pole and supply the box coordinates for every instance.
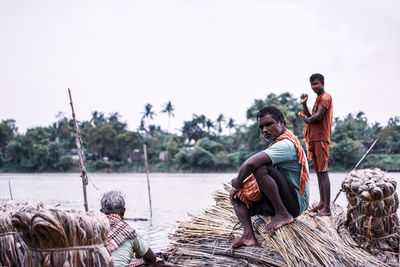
[143,144,153,219]
[353,138,379,170]
[333,138,379,203]
[8,180,13,200]
[68,88,89,212]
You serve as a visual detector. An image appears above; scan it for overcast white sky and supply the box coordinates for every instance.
[1,0,399,134]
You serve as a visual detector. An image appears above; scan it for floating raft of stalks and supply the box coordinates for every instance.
[0,201,43,267]
[11,208,113,267]
[166,183,396,266]
[342,168,399,261]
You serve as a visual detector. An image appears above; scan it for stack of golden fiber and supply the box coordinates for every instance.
[0,201,43,267]
[166,183,388,266]
[341,168,399,256]
[11,209,113,267]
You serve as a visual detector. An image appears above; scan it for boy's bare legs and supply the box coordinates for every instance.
[310,173,325,212]
[310,172,331,214]
[316,171,331,216]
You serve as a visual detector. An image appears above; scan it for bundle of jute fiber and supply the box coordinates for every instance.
[11,209,113,267]
[0,201,43,267]
[166,183,387,266]
[341,168,399,255]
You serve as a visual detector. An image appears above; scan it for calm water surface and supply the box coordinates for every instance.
[1,172,399,251]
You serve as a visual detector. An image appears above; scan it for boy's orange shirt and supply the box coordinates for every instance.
[309,92,333,143]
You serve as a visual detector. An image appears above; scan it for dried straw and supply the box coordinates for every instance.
[11,208,113,267]
[0,201,43,267]
[167,183,390,266]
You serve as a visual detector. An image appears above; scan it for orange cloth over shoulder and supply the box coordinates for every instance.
[237,129,309,208]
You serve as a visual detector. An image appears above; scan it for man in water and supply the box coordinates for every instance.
[300,73,333,216]
[230,106,309,248]
[100,191,174,267]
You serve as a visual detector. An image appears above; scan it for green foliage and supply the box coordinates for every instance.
[84,123,118,159]
[190,147,215,168]
[332,112,371,143]
[181,114,209,143]
[0,149,4,168]
[362,154,400,171]
[163,135,185,163]
[81,113,136,163]
[246,92,304,137]
[378,117,400,153]
[2,127,70,172]
[243,123,268,152]
[227,151,248,167]
[94,159,112,170]
[214,151,229,169]
[1,93,399,172]
[51,114,76,150]
[329,139,363,169]
[195,137,223,154]
[243,92,303,153]
[143,130,165,162]
[0,119,17,150]
[54,155,73,171]
[173,150,192,170]
[116,131,142,162]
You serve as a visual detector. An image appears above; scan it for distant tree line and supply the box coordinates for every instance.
[0,93,399,173]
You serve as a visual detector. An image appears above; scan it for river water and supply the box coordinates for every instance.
[1,172,399,251]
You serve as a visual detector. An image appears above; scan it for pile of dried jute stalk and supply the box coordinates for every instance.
[166,183,390,266]
[0,201,43,267]
[11,208,113,267]
[342,168,399,257]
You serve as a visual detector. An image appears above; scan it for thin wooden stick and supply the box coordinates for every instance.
[8,180,13,200]
[68,88,89,212]
[353,138,379,170]
[143,144,153,219]
[333,138,379,203]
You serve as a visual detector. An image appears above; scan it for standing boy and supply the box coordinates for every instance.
[300,73,333,216]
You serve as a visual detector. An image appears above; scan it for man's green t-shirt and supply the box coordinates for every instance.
[263,139,310,214]
[111,234,149,267]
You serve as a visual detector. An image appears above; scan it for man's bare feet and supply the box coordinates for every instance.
[264,214,293,234]
[310,203,324,213]
[316,207,331,216]
[232,235,257,248]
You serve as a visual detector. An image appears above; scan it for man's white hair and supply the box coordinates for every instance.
[100,191,126,215]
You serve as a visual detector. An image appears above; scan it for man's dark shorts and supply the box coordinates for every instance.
[248,165,300,218]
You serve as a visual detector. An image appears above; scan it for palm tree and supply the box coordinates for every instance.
[193,114,206,129]
[226,117,235,135]
[138,119,146,132]
[141,103,155,131]
[206,119,215,134]
[91,111,106,127]
[216,114,225,136]
[108,112,120,123]
[162,101,175,133]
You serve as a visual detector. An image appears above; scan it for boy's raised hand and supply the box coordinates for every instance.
[300,94,308,104]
